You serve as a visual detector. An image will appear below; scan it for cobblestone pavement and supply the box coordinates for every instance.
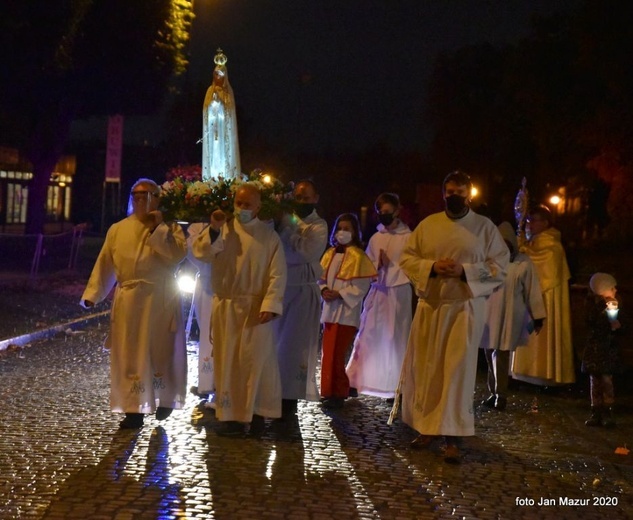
[1,318,632,519]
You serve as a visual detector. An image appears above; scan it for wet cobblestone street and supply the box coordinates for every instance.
[1,318,632,519]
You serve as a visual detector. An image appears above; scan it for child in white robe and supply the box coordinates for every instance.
[319,213,376,409]
[346,193,412,401]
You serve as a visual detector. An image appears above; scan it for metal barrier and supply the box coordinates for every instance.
[0,224,89,279]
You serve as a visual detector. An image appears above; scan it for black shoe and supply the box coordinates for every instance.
[156,407,173,421]
[348,387,359,398]
[190,385,210,399]
[602,407,616,428]
[321,397,344,409]
[482,395,496,408]
[585,406,603,427]
[249,414,266,436]
[494,396,507,411]
[443,443,461,464]
[282,399,298,415]
[216,421,245,437]
[119,413,144,429]
[385,398,395,405]
[410,434,434,450]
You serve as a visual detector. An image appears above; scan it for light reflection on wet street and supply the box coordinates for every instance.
[1,320,632,519]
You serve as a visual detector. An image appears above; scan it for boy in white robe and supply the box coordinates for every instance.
[346,192,412,400]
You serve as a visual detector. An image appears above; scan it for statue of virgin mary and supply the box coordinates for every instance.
[202,49,242,181]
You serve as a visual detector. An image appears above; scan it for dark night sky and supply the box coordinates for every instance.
[72,0,581,155]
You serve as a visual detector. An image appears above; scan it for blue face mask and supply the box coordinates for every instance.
[235,207,255,224]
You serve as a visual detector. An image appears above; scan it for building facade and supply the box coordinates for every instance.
[0,147,75,233]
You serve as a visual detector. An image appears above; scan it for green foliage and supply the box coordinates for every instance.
[0,0,195,233]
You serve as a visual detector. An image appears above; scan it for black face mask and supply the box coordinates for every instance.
[445,194,468,215]
[295,203,315,219]
[377,213,395,226]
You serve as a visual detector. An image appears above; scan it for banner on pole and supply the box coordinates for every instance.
[105,115,124,183]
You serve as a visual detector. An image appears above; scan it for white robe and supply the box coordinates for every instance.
[81,217,188,413]
[186,223,214,395]
[480,252,546,352]
[192,217,287,421]
[400,210,509,436]
[273,210,328,401]
[346,221,413,398]
[319,252,372,327]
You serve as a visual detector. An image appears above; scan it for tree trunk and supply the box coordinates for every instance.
[25,156,58,235]
[24,107,74,235]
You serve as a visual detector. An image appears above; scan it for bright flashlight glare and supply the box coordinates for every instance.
[261,174,272,184]
[471,186,479,198]
[549,195,561,205]
[177,274,196,294]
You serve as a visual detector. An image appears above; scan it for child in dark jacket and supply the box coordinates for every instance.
[582,272,622,428]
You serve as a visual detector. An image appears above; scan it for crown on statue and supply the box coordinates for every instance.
[214,48,227,66]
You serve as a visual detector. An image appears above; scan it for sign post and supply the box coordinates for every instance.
[101,115,124,233]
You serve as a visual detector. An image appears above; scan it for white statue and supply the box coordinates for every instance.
[202,49,241,181]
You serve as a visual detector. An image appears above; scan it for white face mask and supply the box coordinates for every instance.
[235,207,255,224]
[335,230,352,245]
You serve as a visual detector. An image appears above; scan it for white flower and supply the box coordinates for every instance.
[187,181,211,196]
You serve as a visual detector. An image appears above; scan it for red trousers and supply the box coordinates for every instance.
[320,322,357,399]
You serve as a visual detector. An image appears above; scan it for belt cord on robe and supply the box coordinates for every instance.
[388,313,415,425]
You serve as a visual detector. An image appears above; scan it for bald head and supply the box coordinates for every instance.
[234,183,262,217]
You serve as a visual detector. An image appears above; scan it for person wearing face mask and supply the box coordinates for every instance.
[81,178,188,429]
[192,183,287,437]
[318,213,377,409]
[399,171,509,463]
[273,180,328,418]
[345,193,413,403]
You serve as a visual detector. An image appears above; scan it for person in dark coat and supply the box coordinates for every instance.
[582,272,622,428]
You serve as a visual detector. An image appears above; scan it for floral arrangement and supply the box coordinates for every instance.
[159,167,295,223]
[165,164,202,182]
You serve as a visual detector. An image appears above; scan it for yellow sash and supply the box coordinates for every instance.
[320,246,377,281]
